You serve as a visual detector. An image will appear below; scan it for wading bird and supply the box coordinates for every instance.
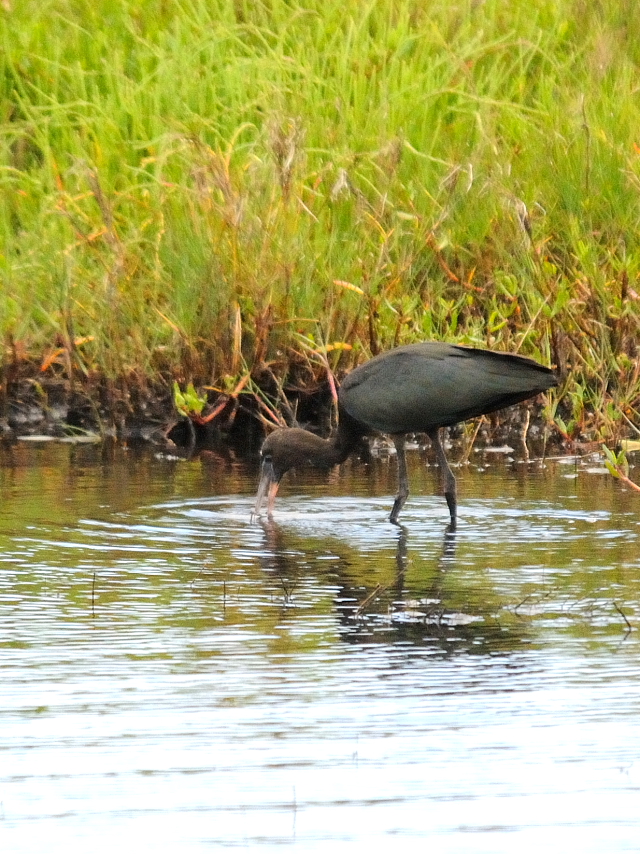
[253,342,557,527]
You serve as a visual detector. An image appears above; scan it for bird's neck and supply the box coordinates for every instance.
[296,428,355,468]
[282,411,363,470]
[331,407,366,463]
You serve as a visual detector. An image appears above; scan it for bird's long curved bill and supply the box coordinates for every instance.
[253,457,280,517]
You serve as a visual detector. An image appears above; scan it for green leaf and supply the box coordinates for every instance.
[604,460,620,479]
[173,381,187,413]
[173,382,206,416]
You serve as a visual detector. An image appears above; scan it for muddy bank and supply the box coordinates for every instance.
[0,368,335,449]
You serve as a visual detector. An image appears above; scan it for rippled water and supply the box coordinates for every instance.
[1,441,640,851]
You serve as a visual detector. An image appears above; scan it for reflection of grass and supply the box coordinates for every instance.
[2,1,640,442]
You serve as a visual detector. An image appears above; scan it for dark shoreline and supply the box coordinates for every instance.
[0,371,569,461]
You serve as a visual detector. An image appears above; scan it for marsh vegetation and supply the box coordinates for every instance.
[2,0,639,446]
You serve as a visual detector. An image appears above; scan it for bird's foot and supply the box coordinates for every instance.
[389,494,407,525]
[445,491,457,529]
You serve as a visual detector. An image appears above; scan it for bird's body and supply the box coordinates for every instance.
[254,342,557,526]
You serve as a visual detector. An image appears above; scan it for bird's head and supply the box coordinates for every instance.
[253,434,282,517]
[253,427,332,517]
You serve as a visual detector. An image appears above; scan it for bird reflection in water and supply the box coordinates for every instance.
[256,517,464,642]
[255,518,527,653]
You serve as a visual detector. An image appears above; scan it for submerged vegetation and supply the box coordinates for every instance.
[1,0,640,444]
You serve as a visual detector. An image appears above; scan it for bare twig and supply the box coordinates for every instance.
[354,583,389,617]
[613,601,633,632]
[195,373,251,425]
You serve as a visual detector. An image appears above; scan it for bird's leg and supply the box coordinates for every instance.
[389,435,409,524]
[266,480,280,515]
[253,455,281,519]
[428,428,457,529]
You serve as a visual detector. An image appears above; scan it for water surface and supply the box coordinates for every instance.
[1,441,640,851]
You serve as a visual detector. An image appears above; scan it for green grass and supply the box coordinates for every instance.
[2,0,640,440]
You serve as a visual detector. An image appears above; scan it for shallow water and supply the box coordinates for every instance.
[1,441,640,851]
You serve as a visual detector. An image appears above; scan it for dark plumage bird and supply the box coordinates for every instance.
[254,342,557,526]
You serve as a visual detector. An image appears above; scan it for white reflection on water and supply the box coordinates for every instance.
[1,453,640,852]
[4,643,640,852]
